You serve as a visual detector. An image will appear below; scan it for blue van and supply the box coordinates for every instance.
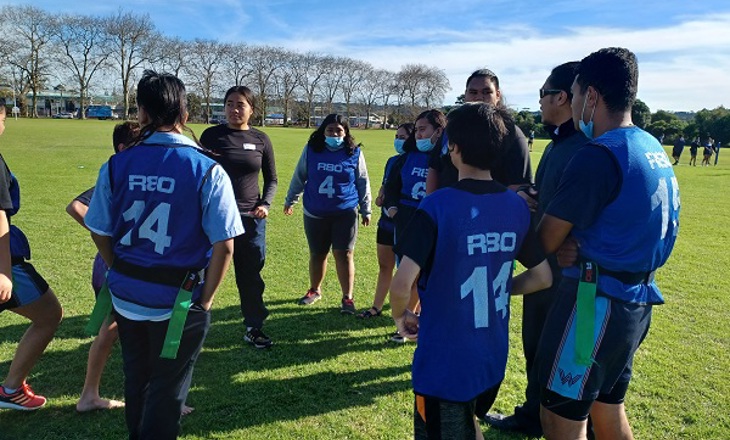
[86,105,113,120]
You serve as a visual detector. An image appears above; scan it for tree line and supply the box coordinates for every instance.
[0,5,449,127]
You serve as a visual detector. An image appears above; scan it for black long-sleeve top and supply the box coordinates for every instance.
[200,125,278,214]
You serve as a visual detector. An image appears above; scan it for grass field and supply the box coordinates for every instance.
[0,118,728,439]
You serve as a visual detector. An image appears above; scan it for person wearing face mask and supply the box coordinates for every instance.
[284,114,371,314]
[201,86,278,350]
[426,69,533,195]
[357,123,413,322]
[384,110,445,247]
[536,48,679,440]
[484,61,587,438]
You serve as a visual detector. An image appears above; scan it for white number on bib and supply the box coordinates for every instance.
[319,175,335,199]
[460,261,512,329]
[650,176,680,239]
[119,201,173,255]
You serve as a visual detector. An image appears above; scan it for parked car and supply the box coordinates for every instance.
[53,112,75,119]
[210,116,226,124]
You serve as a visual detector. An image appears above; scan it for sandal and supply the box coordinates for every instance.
[357,306,382,319]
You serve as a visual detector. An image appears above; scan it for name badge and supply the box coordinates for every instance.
[243,143,257,150]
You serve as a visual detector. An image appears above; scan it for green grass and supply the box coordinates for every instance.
[0,119,728,439]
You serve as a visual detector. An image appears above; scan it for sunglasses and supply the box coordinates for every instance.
[539,88,563,98]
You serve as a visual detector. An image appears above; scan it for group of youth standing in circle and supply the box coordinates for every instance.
[0,47,680,440]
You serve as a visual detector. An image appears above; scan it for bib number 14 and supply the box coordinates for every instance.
[460,261,512,328]
[120,200,172,255]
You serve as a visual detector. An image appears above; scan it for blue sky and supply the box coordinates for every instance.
[5,0,729,112]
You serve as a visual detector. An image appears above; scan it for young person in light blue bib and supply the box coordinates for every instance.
[85,71,243,439]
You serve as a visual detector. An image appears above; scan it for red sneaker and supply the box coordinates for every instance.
[298,289,322,305]
[0,381,47,410]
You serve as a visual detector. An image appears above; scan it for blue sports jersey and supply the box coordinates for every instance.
[303,146,361,216]
[412,186,531,402]
[398,152,429,208]
[570,126,679,302]
[7,172,31,260]
[86,132,243,320]
[377,155,399,232]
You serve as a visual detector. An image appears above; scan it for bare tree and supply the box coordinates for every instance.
[340,59,370,119]
[104,9,158,118]
[319,56,349,114]
[274,50,303,126]
[0,5,54,118]
[155,36,188,77]
[223,43,253,87]
[247,46,284,127]
[51,14,110,119]
[299,52,328,128]
[358,68,394,129]
[420,66,450,109]
[184,39,226,123]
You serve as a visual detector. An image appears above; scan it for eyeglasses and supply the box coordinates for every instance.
[539,88,563,98]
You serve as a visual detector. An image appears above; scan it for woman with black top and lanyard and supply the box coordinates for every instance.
[200,86,277,349]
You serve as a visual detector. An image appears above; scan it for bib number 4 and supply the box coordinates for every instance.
[120,201,172,255]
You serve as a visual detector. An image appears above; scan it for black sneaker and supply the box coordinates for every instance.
[244,328,273,349]
[388,330,406,344]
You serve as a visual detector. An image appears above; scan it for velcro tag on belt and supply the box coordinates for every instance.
[575,261,597,366]
[85,280,113,336]
[160,271,201,359]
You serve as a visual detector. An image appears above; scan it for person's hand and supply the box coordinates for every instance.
[251,206,269,219]
[283,205,293,216]
[556,236,579,267]
[361,214,371,226]
[375,194,384,207]
[395,309,419,341]
[386,207,398,219]
[0,273,12,304]
[517,186,538,212]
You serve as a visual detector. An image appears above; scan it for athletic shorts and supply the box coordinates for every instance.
[414,385,499,440]
[303,209,358,254]
[537,277,652,421]
[376,225,395,247]
[91,253,109,296]
[0,261,50,312]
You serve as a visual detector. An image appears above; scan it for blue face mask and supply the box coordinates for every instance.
[416,138,434,152]
[579,94,596,140]
[394,139,406,154]
[325,136,345,151]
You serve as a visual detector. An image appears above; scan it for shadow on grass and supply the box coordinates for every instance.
[0,303,415,439]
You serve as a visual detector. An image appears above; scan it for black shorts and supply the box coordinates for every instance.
[537,277,652,421]
[303,209,358,254]
[414,385,499,440]
[376,225,395,246]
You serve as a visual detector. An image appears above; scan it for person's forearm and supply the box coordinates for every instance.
[91,233,114,267]
[66,200,89,229]
[199,239,234,309]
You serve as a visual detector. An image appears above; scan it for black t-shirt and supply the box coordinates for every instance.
[395,179,545,274]
[200,124,278,214]
[0,154,14,212]
[429,125,532,189]
[545,144,620,229]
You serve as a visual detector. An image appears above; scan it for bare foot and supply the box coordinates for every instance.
[76,397,125,412]
[182,404,194,416]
